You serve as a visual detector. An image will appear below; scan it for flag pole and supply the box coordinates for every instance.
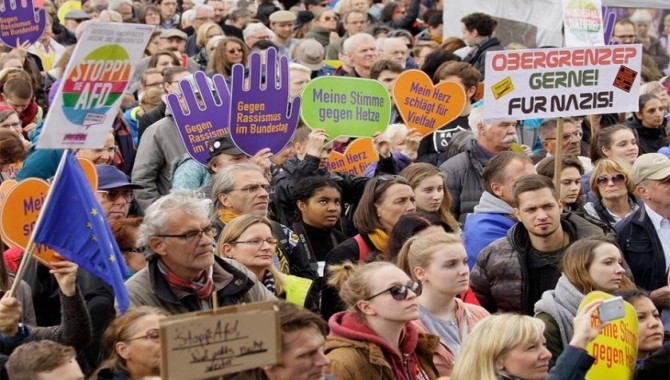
[7,149,70,298]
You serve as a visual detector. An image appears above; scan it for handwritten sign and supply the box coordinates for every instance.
[160,301,280,379]
[392,70,467,137]
[300,77,390,140]
[37,22,154,149]
[484,45,642,120]
[0,178,61,267]
[579,291,638,380]
[562,0,604,47]
[326,138,378,176]
[0,0,46,48]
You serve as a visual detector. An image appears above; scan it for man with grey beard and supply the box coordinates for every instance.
[439,105,520,222]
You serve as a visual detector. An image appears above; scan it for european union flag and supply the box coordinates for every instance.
[33,151,130,313]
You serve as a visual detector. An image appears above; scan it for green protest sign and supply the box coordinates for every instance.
[300,77,391,139]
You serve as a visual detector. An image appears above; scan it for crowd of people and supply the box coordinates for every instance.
[0,0,669,379]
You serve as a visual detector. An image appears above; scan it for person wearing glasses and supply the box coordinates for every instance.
[125,191,275,314]
[532,118,593,172]
[397,232,489,376]
[611,19,665,80]
[219,215,315,308]
[211,164,317,287]
[583,158,639,230]
[95,164,143,221]
[323,261,439,379]
[305,9,340,48]
[91,306,166,380]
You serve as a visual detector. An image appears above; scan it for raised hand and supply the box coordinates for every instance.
[166,71,232,165]
[50,258,78,297]
[0,0,47,47]
[229,48,301,157]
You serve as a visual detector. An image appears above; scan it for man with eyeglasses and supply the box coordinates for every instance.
[325,10,368,60]
[611,19,666,77]
[95,165,142,221]
[616,153,670,333]
[379,37,409,69]
[532,118,593,172]
[185,5,216,56]
[211,163,318,288]
[125,191,275,314]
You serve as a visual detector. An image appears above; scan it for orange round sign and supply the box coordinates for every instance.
[326,138,379,177]
[77,157,98,191]
[393,70,468,137]
[0,178,62,267]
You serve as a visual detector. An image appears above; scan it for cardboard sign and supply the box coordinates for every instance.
[326,138,378,176]
[229,49,301,157]
[160,301,280,380]
[37,22,155,149]
[579,291,638,380]
[392,70,467,137]
[562,0,605,47]
[77,158,98,191]
[0,178,61,267]
[0,0,46,48]
[484,45,643,120]
[300,77,390,140]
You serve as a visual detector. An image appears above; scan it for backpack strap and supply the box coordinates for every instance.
[354,234,371,262]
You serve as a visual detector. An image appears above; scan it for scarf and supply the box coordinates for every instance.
[218,209,240,224]
[157,260,214,301]
[262,269,277,295]
[367,229,389,253]
[533,275,584,348]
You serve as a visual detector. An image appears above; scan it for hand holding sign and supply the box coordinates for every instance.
[229,48,300,156]
[393,70,467,137]
[167,71,231,165]
[0,0,46,47]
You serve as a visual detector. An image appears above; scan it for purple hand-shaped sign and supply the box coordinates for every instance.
[602,6,616,45]
[167,71,231,166]
[229,48,301,156]
[0,0,46,47]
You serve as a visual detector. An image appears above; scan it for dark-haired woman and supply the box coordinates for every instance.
[627,94,668,154]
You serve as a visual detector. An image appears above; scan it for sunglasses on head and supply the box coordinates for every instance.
[365,280,422,301]
[595,173,626,186]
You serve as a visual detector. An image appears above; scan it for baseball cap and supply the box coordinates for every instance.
[96,165,143,190]
[160,29,188,40]
[631,153,670,185]
[65,9,91,20]
[270,10,297,23]
[208,134,244,162]
[294,38,324,71]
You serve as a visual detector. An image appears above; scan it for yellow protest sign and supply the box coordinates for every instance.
[160,301,280,379]
[579,291,638,380]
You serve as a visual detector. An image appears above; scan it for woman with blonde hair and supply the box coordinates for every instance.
[194,22,224,70]
[397,232,488,376]
[451,302,606,380]
[92,306,167,380]
[208,37,249,77]
[534,236,635,366]
[400,163,459,232]
[324,261,439,379]
[583,158,639,230]
[218,214,314,308]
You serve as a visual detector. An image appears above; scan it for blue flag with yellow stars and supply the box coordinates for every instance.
[33,151,130,313]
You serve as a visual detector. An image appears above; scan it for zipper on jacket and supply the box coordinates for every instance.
[402,354,411,380]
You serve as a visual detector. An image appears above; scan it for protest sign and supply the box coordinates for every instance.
[392,70,467,137]
[578,291,637,380]
[0,0,46,48]
[327,138,378,176]
[160,301,280,380]
[167,71,230,165]
[562,0,605,47]
[484,45,642,120]
[0,178,61,267]
[3,161,22,181]
[37,22,155,149]
[0,179,17,247]
[300,76,390,140]
[77,158,98,191]
[229,49,301,157]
